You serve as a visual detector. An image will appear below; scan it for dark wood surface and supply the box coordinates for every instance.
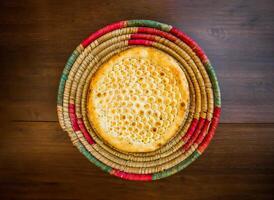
[0,0,273,199]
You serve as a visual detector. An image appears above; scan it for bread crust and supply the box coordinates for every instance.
[87,47,189,153]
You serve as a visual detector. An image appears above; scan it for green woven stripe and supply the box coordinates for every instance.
[204,62,221,106]
[77,142,112,173]
[152,151,200,180]
[57,49,80,106]
[57,76,67,105]
[127,20,172,32]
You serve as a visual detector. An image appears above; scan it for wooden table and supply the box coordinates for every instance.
[0,0,273,199]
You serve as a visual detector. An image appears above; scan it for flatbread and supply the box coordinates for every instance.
[87,47,189,153]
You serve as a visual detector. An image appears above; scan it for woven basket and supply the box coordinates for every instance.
[57,20,221,181]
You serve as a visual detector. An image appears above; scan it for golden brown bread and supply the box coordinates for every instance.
[87,47,189,152]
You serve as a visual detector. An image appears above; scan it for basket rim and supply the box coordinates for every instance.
[57,19,221,181]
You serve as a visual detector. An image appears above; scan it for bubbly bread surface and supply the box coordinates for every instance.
[87,47,189,152]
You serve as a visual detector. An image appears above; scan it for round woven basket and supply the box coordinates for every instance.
[57,20,221,181]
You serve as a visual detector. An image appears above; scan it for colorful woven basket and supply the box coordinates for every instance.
[57,20,221,181]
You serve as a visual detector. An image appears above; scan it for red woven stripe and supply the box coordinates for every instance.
[130,33,156,41]
[170,27,196,48]
[111,170,152,181]
[81,21,125,48]
[182,118,199,142]
[182,118,205,151]
[169,27,208,63]
[195,47,207,64]
[195,119,211,145]
[213,106,221,118]
[69,104,80,131]
[77,118,95,145]
[137,27,177,42]
[128,39,153,46]
[198,107,221,153]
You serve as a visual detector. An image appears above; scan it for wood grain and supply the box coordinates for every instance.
[0,0,273,199]
[0,122,273,200]
[0,0,273,123]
